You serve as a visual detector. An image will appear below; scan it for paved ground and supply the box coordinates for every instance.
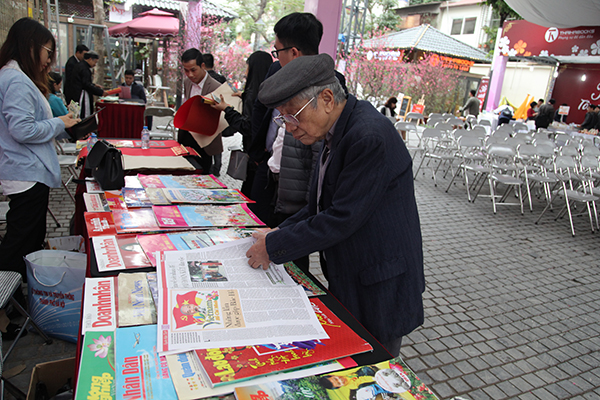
[3,133,600,399]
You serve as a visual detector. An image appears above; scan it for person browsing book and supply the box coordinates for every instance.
[245,54,425,357]
[0,18,79,284]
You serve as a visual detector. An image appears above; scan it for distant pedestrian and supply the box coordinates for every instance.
[202,53,226,84]
[71,51,107,118]
[63,44,88,105]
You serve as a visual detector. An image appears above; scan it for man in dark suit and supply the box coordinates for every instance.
[71,51,106,118]
[178,48,222,174]
[249,12,347,230]
[64,44,89,105]
[121,69,146,102]
[202,53,226,84]
[246,54,425,357]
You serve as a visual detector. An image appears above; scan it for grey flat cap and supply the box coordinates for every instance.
[258,53,338,108]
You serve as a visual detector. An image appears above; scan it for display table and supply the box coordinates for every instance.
[96,101,145,138]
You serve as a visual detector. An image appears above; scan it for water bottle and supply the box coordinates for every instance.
[141,126,150,149]
[87,132,98,153]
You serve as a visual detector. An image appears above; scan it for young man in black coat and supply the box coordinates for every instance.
[64,44,89,105]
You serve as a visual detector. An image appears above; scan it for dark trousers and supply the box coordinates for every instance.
[249,161,277,227]
[0,183,49,280]
[382,336,403,358]
[178,129,213,174]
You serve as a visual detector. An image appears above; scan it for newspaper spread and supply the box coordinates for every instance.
[157,238,328,354]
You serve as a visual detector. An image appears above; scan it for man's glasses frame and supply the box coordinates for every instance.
[273,97,315,128]
[271,46,293,59]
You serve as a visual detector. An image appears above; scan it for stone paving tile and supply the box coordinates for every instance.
[4,145,600,400]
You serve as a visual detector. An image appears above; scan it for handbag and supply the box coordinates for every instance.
[227,149,249,181]
[66,108,103,140]
[86,139,125,190]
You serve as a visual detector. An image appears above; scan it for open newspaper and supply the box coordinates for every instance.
[156,238,328,354]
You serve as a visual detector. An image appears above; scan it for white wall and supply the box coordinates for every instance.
[470,62,553,106]
[438,3,493,49]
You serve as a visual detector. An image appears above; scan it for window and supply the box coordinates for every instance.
[463,17,477,34]
[451,19,463,35]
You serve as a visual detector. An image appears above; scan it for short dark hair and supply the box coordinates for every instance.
[538,98,544,103]
[548,98,556,104]
[203,53,215,68]
[0,18,55,96]
[470,89,476,96]
[182,48,204,66]
[47,71,62,94]
[274,12,323,55]
[124,69,134,76]
[530,101,537,107]
[75,44,89,53]
[84,51,99,60]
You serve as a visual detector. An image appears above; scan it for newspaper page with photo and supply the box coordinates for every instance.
[156,238,328,354]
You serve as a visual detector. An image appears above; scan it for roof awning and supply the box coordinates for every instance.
[504,0,600,28]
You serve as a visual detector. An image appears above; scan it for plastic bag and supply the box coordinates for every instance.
[25,250,86,343]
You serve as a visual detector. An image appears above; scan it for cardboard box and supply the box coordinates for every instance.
[27,357,75,400]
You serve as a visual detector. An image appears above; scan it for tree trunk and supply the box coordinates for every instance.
[92,0,106,88]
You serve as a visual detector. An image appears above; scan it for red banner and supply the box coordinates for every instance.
[501,20,600,58]
[476,77,489,112]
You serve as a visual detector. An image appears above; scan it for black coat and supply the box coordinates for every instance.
[121,82,146,102]
[266,95,425,343]
[71,60,104,117]
[63,55,79,105]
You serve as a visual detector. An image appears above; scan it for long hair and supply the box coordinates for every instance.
[0,18,55,96]
[244,51,273,106]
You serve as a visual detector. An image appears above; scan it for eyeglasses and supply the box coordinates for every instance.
[271,46,293,59]
[273,97,315,128]
[41,44,53,58]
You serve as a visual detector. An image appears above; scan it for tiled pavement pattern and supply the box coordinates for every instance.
[3,132,600,399]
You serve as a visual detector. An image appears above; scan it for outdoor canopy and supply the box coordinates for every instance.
[108,8,179,38]
[505,0,600,28]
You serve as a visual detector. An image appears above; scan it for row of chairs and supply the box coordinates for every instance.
[410,122,600,236]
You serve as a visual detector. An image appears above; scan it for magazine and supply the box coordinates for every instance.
[92,235,152,273]
[234,357,440,400]
[81,277,117,334]
[138,174,227,189]
[153,204,264,228]
[166,351,353,399]
[75,331,116,400]
[85,179,103,194]
[85,212,118,237]
[104,191,127,210]
[145,187,172,205]
[122,188,153,208]
[156,239,327,353]
[283,262,326,297]
[117,272,157,327]
[115,325,178,399]
[163,188,252,204]
[83,193,110,212]
[112,208,161,234]
[196,298,373,388]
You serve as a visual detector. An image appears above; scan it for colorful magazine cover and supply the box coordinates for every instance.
[136,232,194,266]
[104,191,127,210]
[115,324,178,399]
[122,188,153,208]
[234,357,439,400]
[166,351,354,399]
[112,208,161,234]
[283,262,326,297]
[163,188,252,204]
[75,331,116,400]
[153,204,264,228]
[138,174,226,189]
[85,212,117,237]
[117,272,156,327]
[196,298,372,387]
[92,235,152,273]
[145,188,172,205]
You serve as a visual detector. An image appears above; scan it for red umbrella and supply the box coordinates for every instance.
[109,8,179,38]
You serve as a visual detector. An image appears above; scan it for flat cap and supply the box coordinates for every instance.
[84,51,99,60]
[258,53,338,108]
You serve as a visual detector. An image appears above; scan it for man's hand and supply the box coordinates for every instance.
[246,228,278,270]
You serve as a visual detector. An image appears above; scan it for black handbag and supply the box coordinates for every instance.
[66,108,103,140]
[227,149,249,181]
[86,140,125,190]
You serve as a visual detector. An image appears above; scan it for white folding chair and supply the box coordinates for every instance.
[484,143,524,214]
[144,106,176,140]
[446,134,487,202]
[414,128,455,185]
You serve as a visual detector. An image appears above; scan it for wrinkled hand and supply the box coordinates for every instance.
[59,112,80,128]
[246,228,278,270]
[210,94,230,112]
